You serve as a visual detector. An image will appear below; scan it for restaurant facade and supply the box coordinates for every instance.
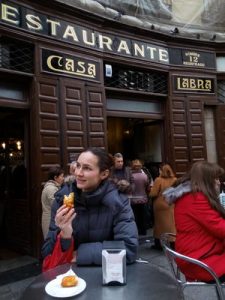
[0,0,225,257]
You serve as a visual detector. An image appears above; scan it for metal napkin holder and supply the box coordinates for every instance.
[102,241,126,285]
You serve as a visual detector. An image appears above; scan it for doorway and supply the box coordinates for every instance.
[107,117,163,178]
[0,108,31,259]
[204,107,217,163]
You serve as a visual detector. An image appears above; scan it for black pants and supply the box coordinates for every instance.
[131,204,147,235]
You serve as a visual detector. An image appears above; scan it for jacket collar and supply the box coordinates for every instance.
[163,181,191,205]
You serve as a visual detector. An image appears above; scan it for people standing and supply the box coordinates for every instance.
[149,163,177,250]
[41,166,64,239]
[64,160,77,186]
[41,148,138,271]
[130,159,150,235]
[110,152,134,195]
[163,161,225,282]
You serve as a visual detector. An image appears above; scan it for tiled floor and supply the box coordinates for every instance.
[0,260,41,286]
[0,255,41,300]
[0,255,40,273]
[1,276,36,300]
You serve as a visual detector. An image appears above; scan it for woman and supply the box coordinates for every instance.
[130,159,150,235]
[149,164,177,250]
[41,166,64,239]
[64,160,77,186]
[42,148,138,271]
[163,161,225,282]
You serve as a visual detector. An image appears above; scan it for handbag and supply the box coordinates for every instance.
[42,234,74,272]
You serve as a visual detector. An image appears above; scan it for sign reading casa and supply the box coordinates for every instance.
[42,49,100,82]
[0,1,168,64]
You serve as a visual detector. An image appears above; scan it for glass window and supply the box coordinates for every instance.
[107,99,162,113]
[0,81,25,101]
[204,107,217,163]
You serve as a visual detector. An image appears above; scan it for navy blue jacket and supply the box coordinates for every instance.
[41,180,138,265]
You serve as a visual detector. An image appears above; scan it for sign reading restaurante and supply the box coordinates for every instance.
[0,0,216,68]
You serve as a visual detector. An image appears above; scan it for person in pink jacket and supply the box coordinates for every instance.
[163,161,225,282]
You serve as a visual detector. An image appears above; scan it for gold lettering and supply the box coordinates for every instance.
[1,4,19,25]
[46,55,63,71]
[63,25,79,41]
[159,49,169,62]
[83,30,95,46]
[146,47,157,59]
[205,80,212,90]
[88,64,96,77]
[182,79,189,88]
[46,19,61,36]
[98,35,113,51]
[65,59,74,72]
[26,14,43,31]
[176,77,212,91]
[117,40,130,54]
[190,79,196,89]
[197,79,204,89]
[177,78,181,89]
[77,61,85,73]
[134,43,145,57]
[45,53,97,78]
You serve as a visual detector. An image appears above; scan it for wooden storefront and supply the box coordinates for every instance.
[0,0,225,257]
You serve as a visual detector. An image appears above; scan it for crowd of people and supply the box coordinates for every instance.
[41,148,225,284]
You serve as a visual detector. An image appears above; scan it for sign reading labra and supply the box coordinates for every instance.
[174,76,214,93]
[42,49,100,82]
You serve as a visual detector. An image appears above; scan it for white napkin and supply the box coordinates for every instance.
[56,268,77,280]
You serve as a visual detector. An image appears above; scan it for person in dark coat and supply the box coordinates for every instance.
[42,147,138,270]
[110,152,135,195]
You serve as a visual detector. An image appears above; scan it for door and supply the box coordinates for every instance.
[0,108,31,257]
[107,117,163,178]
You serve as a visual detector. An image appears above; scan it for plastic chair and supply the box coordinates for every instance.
[160,233,225,300]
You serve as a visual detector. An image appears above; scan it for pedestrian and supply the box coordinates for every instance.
[110,152,134,195]
[130,159,150,235]
[41,147,138,271]
[163,161,225,282]
[149,163,177,250]
[64,160,77,186]
[41,166,64,239]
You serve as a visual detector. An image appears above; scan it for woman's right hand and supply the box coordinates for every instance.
[55,205,76,239]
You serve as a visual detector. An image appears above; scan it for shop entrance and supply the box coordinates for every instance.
[0,108,31,259]
[107,117,163,178]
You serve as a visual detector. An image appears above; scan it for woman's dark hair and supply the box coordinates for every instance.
[176,161,225,217]
[80,147,114,172]
[48,166,64,180]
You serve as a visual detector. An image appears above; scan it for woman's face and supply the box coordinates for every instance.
[55,173,64,186]
[75,151,108,192]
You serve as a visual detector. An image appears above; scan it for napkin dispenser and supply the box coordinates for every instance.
[102,241,126,285]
